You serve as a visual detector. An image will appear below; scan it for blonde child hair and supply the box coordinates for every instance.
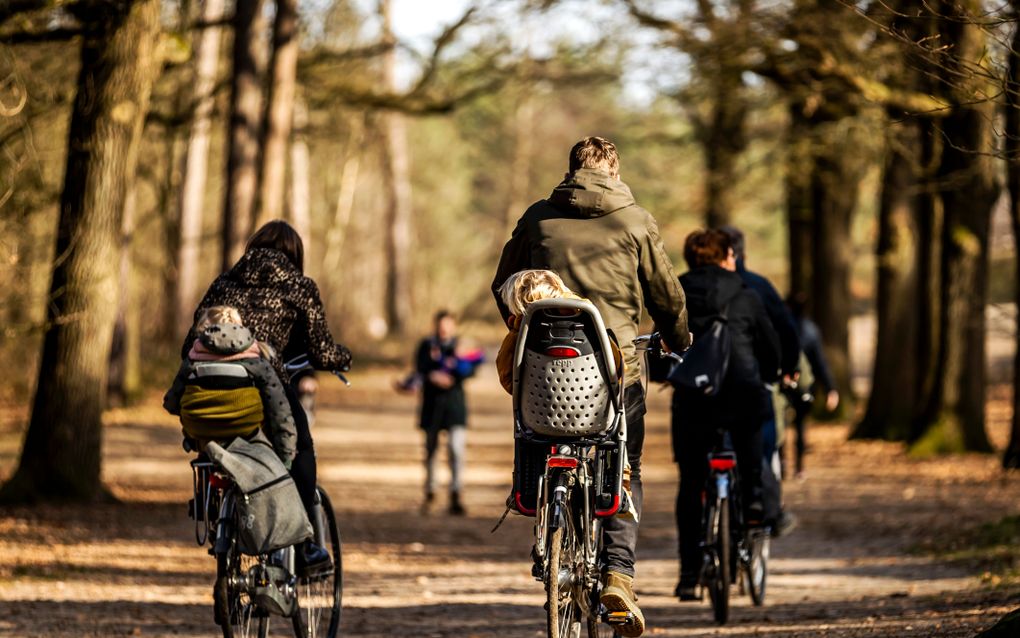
[499,269,575,317]
[195,305,244,332]
[194,305,274,360]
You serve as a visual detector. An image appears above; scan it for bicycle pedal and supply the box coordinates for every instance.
[604,610,634,625]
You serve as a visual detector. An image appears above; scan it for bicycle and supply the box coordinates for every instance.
[509,298,634,638]
[188,364,348,638]
[635,333,768,625]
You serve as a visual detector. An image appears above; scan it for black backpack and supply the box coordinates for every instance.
[668,303,731,396]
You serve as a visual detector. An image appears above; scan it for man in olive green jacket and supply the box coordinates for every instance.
[492,136,690,637]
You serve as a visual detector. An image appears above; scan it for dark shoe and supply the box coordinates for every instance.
[600,571,645,637]
[674,582,699,601]
[746,499,765,526]
[449,492,466,516]
[771,510,798,538]
[296,541,332,578]
[421,492,435,515]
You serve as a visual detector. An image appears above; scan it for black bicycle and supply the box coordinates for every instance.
[190,460,342,638]
[698,431,768,625]
[635,333,768,625]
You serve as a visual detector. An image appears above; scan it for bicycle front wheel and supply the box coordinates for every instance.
[294,486,342,638]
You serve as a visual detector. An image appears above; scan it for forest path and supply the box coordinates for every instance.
[1,366,1018,637]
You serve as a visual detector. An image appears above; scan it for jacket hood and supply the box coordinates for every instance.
[198,323,255,355]
[547,168,637,218]
[227,248,300,287]
[679,265,745,314]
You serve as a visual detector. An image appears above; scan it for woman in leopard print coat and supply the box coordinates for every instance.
[183,221,352,534]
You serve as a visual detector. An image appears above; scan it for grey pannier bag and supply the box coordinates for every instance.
[206,433,312,555]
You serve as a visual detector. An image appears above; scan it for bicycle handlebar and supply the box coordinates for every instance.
[284,354,351,387]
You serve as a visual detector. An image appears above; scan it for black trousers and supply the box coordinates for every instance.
[601,383,646,577]
[671,390,766,586]
[284,383,318,516]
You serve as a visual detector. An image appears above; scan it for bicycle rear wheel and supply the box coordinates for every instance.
[704,498,730,625]
[546,525,583,638]
[293,486,342,638]
[746,530,769,606]
[216,545,269,638]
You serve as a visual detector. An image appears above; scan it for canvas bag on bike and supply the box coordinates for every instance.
[206,433,312,554]
[668,303,731,396]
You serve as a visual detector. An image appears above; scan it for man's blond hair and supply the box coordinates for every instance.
[569,136,620,177]
[499,269,576,316]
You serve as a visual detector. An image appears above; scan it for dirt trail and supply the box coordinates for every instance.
[1,366,1018,637]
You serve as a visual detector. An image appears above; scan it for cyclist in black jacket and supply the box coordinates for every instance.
[672,229,781,601]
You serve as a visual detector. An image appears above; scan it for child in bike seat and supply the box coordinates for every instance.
[164,305,297,469]
[496,270,634,520]
[495,269,623,395]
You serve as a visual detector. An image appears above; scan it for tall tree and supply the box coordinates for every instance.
[910,0,996,453]
[379,0,412,335]
[1004,5,1020,469]
[257,0,299,226]
[624,0,754,228]
[176,0,226,337]
[855,1,934,440]
[221,0,267,271]
[0,0,161,503]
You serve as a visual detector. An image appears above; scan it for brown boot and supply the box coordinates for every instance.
[600,571,645,637]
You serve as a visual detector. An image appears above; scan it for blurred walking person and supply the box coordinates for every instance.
[785,292,840,478]
[413,311,477,516]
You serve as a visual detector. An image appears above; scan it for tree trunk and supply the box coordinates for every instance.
[810,133,863,404]
[853,118,924,440]
[108,184,142,408]
[786,106,814,306]
[0,0,161,503]
[289,95,311,252]
[257,0,299,227]
[221,0,266,272]
[322,115,365,298]
[911,1,996,453]
[1004,9,1020,469]
[380,0,412,336]
[175,0,225,338]
[703,73,746,229]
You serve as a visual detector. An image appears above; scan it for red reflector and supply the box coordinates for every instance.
[546,346,580,358]
[209,474,232,490]
[547,456,579,469]
[709,458,736,471]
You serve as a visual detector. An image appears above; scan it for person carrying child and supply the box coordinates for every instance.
[164,306,296,467]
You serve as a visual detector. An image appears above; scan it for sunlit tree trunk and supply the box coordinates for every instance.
[257,0,299,226]
[222,0,266,272]
[108,185,142,407]
[176,0,225,337]
[0,0,161,503]
[380,0,412,335]
[702,73,747,229]
[289,95,311,251]
[322,116,365,297]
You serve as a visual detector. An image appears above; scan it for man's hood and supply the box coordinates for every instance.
[547,168,637,218]
[199,324,255,355]
[227,247,300,287]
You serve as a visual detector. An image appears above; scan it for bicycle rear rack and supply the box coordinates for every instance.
[191,459,216,546]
